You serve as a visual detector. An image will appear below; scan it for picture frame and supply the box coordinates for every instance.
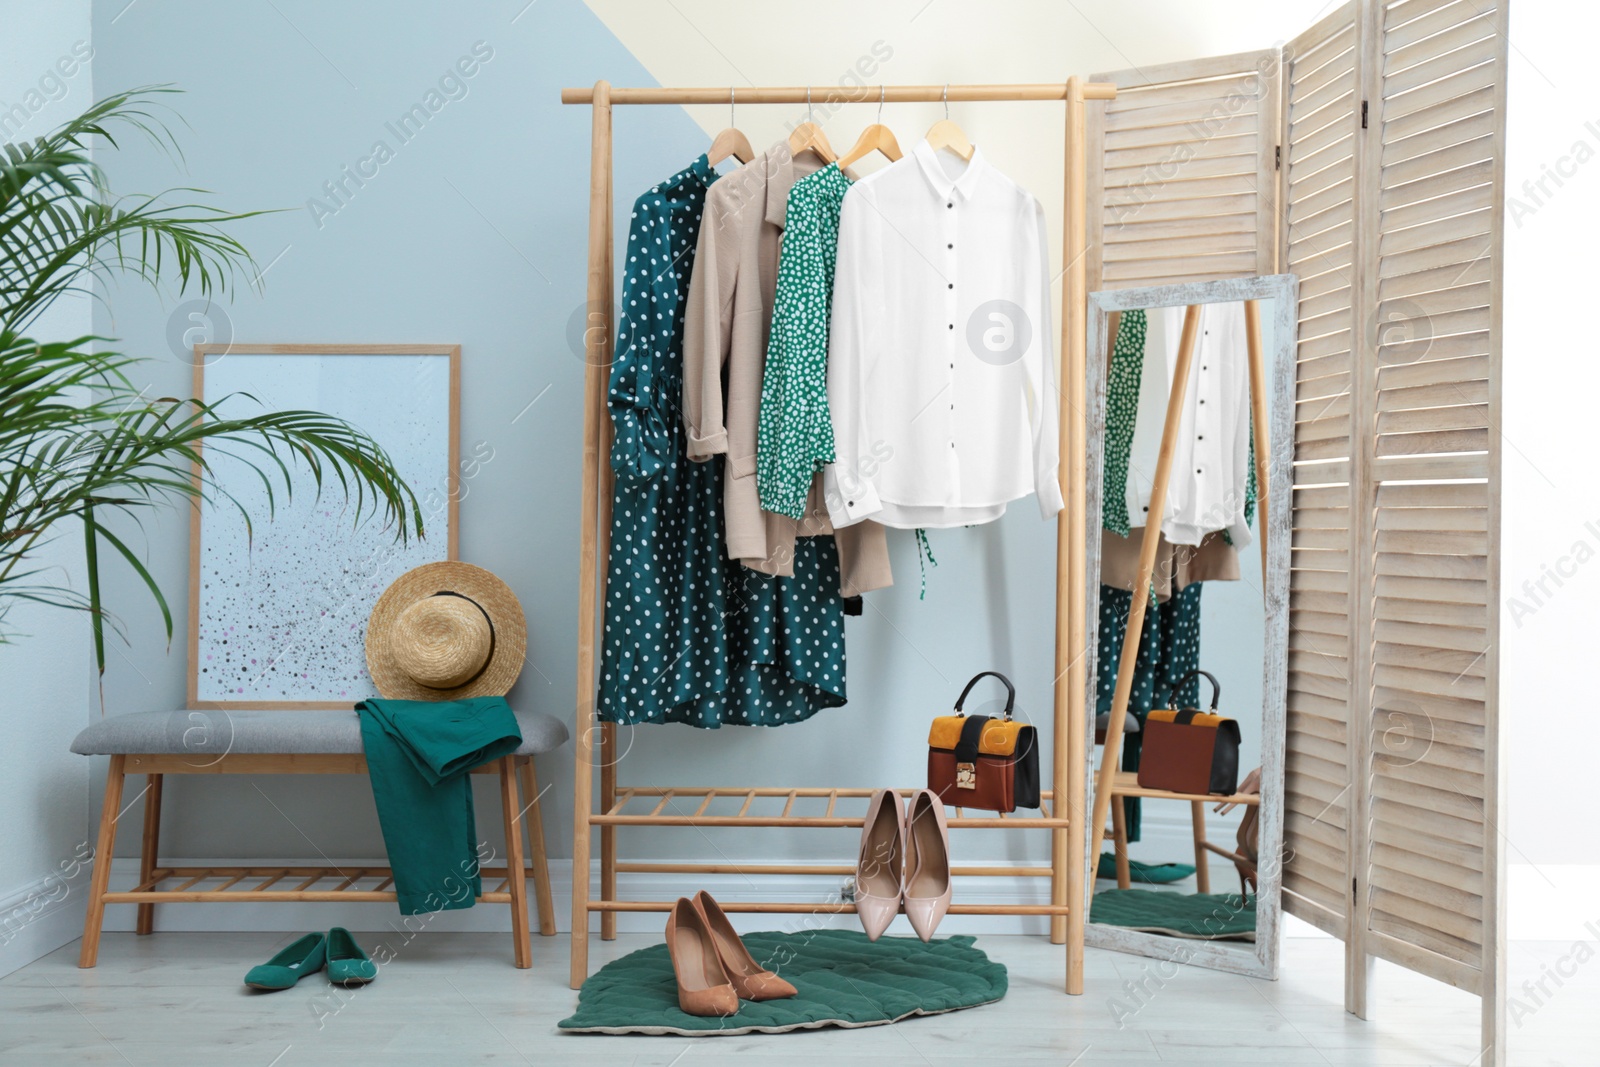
[187,343,460,709]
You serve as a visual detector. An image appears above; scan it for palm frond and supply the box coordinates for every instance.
[0,89,425,676]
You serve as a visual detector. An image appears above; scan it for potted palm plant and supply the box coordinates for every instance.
[0,87,423,676]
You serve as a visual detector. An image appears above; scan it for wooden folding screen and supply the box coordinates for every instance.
[1087,1,1507,1060]
[1086,49,1280,288]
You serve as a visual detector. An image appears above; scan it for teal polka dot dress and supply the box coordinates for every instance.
[598,156,847,728]
[1095,582,1203,842]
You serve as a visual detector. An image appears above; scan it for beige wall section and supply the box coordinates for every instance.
[584,0,1329,332]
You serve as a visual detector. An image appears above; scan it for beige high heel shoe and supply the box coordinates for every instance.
[693,891,797,1001]
[665,897,739,1017]
[854,788,906,940]
[903,788,952,942]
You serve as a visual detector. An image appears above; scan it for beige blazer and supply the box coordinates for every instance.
[1099,526,1239,602]
[682,143,892,596]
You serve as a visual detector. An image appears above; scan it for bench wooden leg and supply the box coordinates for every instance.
[518,758,557,937]
[136,773,163,935]
[79,755,126,968]
[1191,800,1211,894]
[498,756,532,969]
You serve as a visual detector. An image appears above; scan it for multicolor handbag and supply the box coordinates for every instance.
[927,672,1040,813]
[1136,668,1241,795]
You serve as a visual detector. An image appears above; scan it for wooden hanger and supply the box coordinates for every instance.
[706,88,754,166]
[786,85,837,164]
[924,83,974,162]
[839,85,904,169]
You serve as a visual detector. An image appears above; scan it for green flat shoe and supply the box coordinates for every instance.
[326,927,378,986]
[244,933,327,990]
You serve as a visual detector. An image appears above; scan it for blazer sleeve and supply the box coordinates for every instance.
[607,197,671,483]
[1024,195,1065,518]
[681,189,734,461]
[822,182,882,526]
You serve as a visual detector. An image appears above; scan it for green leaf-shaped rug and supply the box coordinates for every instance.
[560,928,1007,1036]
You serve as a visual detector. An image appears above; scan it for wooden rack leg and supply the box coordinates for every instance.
[1089,306,1202,873]
[518,758,557,937]
[599,722,617,941]
[79,756,125,968]
[1110,796,1132,889]
[1190,801,1211,895]
[1243,299,1271,585]
[1054,75,1089,984]
[135,773,163,935]
[498,757,532,968]
[569,77,613,990]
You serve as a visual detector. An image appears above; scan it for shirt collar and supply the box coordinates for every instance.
[913,139,987,202]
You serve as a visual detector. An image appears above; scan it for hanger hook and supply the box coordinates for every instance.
[806,85,814,124]
[878,84,885,125]
[943,83,950,121]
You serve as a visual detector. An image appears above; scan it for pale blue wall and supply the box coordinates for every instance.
[89,0,1077,870]
[0,0,96,976]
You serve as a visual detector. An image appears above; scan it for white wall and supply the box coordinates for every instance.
[0,0,97,976]
[1498,0,1600,937]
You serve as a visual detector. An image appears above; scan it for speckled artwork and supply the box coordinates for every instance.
[195,351,453,704]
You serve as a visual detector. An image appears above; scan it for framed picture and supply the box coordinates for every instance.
[187,344,460,708]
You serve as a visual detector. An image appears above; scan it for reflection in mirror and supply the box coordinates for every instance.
[1083,276,1298,980]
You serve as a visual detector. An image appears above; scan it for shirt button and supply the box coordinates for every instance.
[948,323,954,330]
[847,500,854,507]
[947,283,954,289]
[1198,435,1204,441]
[947,202,953,208]
[947,243,953,249]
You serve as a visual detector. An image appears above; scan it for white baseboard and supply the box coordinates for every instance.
[57,857,1600,946]
[0,866,94,978]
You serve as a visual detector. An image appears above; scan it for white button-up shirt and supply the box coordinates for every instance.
[1125,303,1253,547]
[823,141,1064,530]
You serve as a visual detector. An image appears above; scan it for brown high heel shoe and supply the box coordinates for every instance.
[855,788,906,940]
[693,891,797,1001]
[665,897,739,1017]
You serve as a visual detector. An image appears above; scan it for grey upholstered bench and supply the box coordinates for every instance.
[70,707,568,968]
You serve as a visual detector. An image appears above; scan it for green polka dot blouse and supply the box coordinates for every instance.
[756,163,853,520]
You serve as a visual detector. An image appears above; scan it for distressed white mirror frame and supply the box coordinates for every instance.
[1082,273,1298,980]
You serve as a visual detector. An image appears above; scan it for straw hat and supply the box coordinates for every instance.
[365,562,527,700]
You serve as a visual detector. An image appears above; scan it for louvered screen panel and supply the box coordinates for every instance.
[1278,3,1359,937]
[1087,51,1278,290]
[1361,0,1502,988]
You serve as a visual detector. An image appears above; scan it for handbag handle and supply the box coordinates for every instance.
[954,671,1016,720]
[1169,668,1220,712]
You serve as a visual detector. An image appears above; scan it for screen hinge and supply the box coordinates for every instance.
[1274,144,1281,170]
[1352,876,1359,903]
[1360,100,1369,129]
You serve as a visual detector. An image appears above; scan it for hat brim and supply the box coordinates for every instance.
[365,562,527,700]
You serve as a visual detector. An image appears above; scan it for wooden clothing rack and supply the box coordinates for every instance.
[559,78,1116,994]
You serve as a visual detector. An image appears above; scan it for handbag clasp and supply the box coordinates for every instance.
[956,762,976,790]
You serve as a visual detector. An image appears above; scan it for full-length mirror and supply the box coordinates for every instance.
[1083,275,1297,980]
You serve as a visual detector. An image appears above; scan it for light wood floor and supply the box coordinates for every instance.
[0,931,1590,1065]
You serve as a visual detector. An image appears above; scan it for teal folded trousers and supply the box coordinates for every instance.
[355,697,522,915]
